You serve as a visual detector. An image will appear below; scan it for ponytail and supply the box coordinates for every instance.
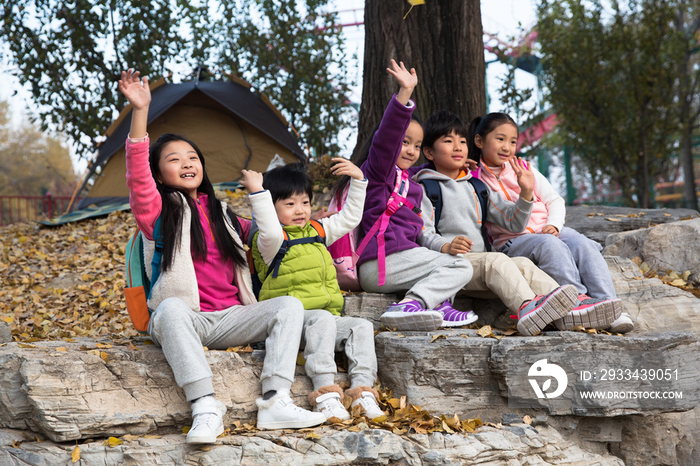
[467,117,484,163]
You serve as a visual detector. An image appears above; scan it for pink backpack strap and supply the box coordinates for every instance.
[356,168,417,286]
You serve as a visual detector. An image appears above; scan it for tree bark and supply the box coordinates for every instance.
[352,0,486,159]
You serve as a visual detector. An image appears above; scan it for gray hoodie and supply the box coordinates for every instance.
[414,168,534,253]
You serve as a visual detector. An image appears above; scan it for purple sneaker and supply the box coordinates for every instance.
[380,300,443,331]
[517,285,578,336]
[434,301,478,328]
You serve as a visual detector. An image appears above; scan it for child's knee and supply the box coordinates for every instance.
[274,296,305,322]
[152,298,191,330]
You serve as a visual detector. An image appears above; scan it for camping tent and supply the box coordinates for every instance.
[76,77,305,209]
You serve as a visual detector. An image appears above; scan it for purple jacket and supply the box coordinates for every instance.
[358,95,424,266]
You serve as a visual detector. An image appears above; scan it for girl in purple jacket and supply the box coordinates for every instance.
[352,60,475,331]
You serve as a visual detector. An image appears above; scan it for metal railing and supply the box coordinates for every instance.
[0,194,78,226]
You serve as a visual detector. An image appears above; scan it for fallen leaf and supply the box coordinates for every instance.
[100,351,110,363]
[18,343,36,348]
[296,353,306,366]
[304,432,321,439]
[477,325,495,338]
[103,437,123,447]
[122,434,139,442]
[605,217,621,222]
[71,445,80,462]
[430,334,446,343]
[55,347,67,352]
[522,415,532,425]
[664,213,671,216]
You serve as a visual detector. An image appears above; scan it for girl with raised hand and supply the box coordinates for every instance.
[119,69,324,443]
[469,113,630,333]
[355,60,473,331]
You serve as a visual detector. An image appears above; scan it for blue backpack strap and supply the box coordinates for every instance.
[420,179,443,234]
[468,177,492,252]
[148,216,164,299]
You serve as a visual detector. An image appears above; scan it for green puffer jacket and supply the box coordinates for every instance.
[252,222,344,315]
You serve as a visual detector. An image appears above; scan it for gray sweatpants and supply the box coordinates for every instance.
[500,227,617,299]
[359,247,473,309]
[301,310,377,391]
[148,296,305,402]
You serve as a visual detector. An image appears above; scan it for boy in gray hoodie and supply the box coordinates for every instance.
[415,110,582,336]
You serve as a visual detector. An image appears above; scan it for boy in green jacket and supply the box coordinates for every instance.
[248,162,384,422]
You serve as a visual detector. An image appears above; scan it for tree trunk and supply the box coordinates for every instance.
[352,0,486,159]
[678,46,699,210]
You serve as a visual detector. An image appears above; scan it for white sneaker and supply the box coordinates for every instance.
[257,391,326,430]
[609,313,634,333]
[314,392,351,421]
[187,396,226,444]
[351,391,384,420]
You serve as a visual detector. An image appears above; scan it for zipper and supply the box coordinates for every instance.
[196,197,215,241]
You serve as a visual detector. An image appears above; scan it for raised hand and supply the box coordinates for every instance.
[118,69,151,110]
[240,169,264,193]
[386,59,417,105]
[509,157,534,201]
[441,236,473,255]
[331,157,364,181]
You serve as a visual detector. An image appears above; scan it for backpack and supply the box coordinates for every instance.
[327,187,362,291]
[355,167,421,286]
[249,219,326,298]
[124,212,242,333]
[419,177,492,252]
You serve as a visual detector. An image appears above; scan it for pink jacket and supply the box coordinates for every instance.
[125,136,252,311]
[476,163,565,250]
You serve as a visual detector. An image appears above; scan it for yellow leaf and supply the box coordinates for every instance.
[56,347,67,352]
[19,236,27,243]
[441,420,454,434]
[477,325,494,338]
[96,343,112,348]
[296,352,306,366]
[371,414,388,422]
[605,217,621,222]
[670,279,687,287]
[430,334,446,343]
[408,0,425,4]
[71,445,80,463]
[143,435,162,439]
[18,343,37,348]
[664,213,671,216]
[100,351,110,363]
[3,317,13,323]
[103,437,123,447]
[304,432,321,439]
[388,398,401,408]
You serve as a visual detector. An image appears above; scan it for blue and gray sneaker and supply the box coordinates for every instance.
[434,301,478,328]
[380,300,443,331]
[517,285,578,336]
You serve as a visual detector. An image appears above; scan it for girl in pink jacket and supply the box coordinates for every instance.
[469,113,632,334]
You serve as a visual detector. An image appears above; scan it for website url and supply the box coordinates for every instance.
[579,390,683,400]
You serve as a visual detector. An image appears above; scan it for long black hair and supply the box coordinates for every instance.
[148,134,246,272]
[467,113,519,164]
[330,113,423,203]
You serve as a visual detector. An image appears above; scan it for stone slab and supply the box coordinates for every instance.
[0,426,625,466]
[564,206,699,246]
[0,340,347,442]
[376,330,700,418]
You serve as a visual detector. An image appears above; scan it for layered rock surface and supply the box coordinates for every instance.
[0,425,625,466]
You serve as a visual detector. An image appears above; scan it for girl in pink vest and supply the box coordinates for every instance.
[469,113,632,333]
